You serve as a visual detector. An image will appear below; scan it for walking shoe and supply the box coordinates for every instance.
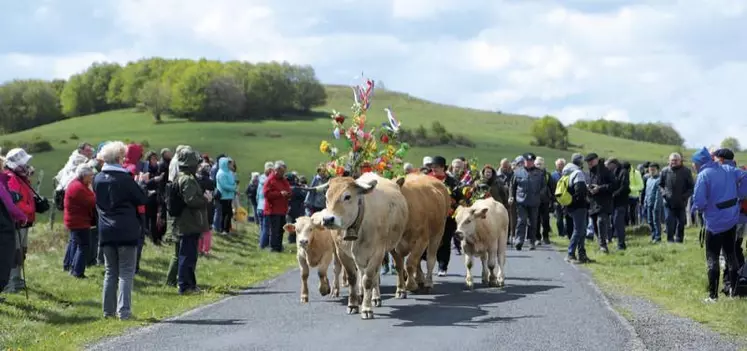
[381,264,390,275]
[534,240,541,246]
[437,270,446,277]
[600,247,609,254]
[529,242,536,250]
[514,243,522,251]
[577,256,592,264]
[564,254,577,263]
[542,238,551,245]
[703,297,717,304]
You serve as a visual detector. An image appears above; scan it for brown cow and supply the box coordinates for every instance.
[312,172,409,319]
[395,173,450,294]
[283,214,343,303]
[454,198,509,290]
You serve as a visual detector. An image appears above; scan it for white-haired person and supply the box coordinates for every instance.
[262,161,291,252]
[93,141,149,320]
[659,152,695,243]
[245,172,260,223]
[304,164,329,217]
[0,151,28,302]
[62,164,96,278]
[256,161,274,249]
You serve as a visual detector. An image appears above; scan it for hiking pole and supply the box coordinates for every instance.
[16,229,28,300]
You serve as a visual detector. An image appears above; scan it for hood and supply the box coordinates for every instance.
[176,146,200,173]
[125,143,144,164]
[692,147,712,169]
[725,160,737,167]
[169,145,191,182]
[562,163,581,176]
[218,157,233,172]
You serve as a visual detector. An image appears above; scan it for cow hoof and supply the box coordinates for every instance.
[361,311,374,319]
[320,286,331,296]
[395,291,407,299]
[331,289,340,298]
[301,296,309,303]
[373,298,382,307]
[419,286,432,294]
[498,280,505,287]
[347,306,359,314]
[342,281,350,288]
[488,281,499,288]
[465,283,474,291]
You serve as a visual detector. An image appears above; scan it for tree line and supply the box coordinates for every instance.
[398,121,476,148]
[571,119,685,146]
[0,58,328,133]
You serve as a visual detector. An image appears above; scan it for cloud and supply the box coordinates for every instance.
[1,0,746,148]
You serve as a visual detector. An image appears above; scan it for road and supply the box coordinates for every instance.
[89,245,642,351]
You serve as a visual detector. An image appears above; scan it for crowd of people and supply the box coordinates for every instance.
[0,140,744,317]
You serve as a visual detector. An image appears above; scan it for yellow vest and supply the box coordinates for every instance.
[629,168,644,198]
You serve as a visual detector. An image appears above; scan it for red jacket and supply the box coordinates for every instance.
[123,143,146,215]
[263,172,291,215]
[5,171,35,225]
[64,178,96,230]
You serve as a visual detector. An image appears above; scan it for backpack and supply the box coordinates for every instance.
[54,189,65,211]
[165,178,186,217]
[554,174,572,206]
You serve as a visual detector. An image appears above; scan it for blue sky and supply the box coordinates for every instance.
[1,0,746,148]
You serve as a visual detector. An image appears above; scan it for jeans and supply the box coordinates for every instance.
[88,227,103,266]
[705,226,738,299]
[6,228,28,292]
[220,199,233,233]
[515,205,539,246]
[102,245,137,319]
[178,234,200,292]
[665,207,687,242]
[166,240,181,286]
[646,205,662,241]
[627,198,639,225]
[590,213,610,249]
[70,229,91,277]
[437,217,457,271]
[554,204,566,237]
[612,206,627,249]
[212,198,223,232]
[536,202,551,242]
[567,208,588,258]
[63,231,74,271]
[258,212,270,249]
[0,231,16,292]
[267,214,286,252]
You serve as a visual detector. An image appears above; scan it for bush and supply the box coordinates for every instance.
[243,131,257,137]
[265,132,282,138]
[140,140,150,148]
[530,115,569,150]
[69,133,79,140]
[398,122,475,148]
[60,139,68,144]
[0,139,54,154]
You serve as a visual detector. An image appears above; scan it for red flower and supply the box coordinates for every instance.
[334,114,345,124]
[380,134,389,143]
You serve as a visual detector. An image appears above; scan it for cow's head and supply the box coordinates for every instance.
[283,215,326,250]
[454,205,489,244]
[320,175,377,230]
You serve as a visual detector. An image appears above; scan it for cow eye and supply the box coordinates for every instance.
[343,194,351,201]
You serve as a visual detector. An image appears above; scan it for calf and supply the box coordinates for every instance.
[454,198,509,290]
[284,214,343,303]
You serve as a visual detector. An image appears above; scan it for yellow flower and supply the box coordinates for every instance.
[319,140,330,154]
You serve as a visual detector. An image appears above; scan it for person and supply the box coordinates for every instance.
[286,173,306,244]
[209,154,226,233]
[196,162,215,256]
[644,163,664,243]
[263,161,291,252]
[497,158,516,243]
[628,163,645,226]
[143,151,163,245]
[427,156,460,276]
[404,163,416,174]
[165,145,190,286]
[3,148,37,293]
[304,165,328,216]
[607,159,630,250]
[713,149,746,294]
[563,153,590,263]
[94,141,149,320]
[552,158,568,238]
[122,143,148,273]
[173,147,211,294]
[215,157,237,235]
[478,165,508,205]
[0,151,27,302]
[245,172,260,224]
[691,147,747,302]
[256,161,274,249]
[449,158,469,252]
[585,153,614,253]
[63,164,96,279]
[660,152,694,243]
[534,156,553,245]
[510,153,544,250]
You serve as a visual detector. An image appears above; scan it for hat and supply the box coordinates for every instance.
[571,153,584,165]
[523,153,537,161]
[513,155,525,164]
[423,156,433,166]
[714,148,735,161]
[431,156,446,167]
[584,152,599,162]
[4,148,32,169]
[691,147,711,166]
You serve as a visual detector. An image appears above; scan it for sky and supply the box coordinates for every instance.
[1,0,746,148]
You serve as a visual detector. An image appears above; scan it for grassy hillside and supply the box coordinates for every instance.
[2,85,743,197]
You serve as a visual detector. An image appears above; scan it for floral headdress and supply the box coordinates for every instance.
[319,75,410,179]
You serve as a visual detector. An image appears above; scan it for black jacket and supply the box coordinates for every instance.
[611,165,630,207]
[659,165,694,209]
[587,164,615,215]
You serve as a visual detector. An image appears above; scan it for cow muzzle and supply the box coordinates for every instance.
[322,216,338,228]
[298,239,309,248]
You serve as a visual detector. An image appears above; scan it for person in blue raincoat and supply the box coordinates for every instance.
[691,147,747,302]
[215,157,236,235]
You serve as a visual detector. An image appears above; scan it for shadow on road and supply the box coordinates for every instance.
[222,289,294,296]
[160,318,246,325]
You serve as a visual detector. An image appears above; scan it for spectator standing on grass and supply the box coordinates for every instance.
[166,145,189,286]
[62,164,96,279]
[156,148,173,241]
[196,162,215,256]
[215,157,236,235]
[644,163,664,243]
[585,153,614,253]
[691,147,747,302]
[628,163,644,226]
[552,158,567,238]
[607,159,630,250]
[0,151,27,302]
[286,173,306,245]
[659,152,694,243]
[122,143,148,274]
[256,161,274,249]
[263,161,291,253]
[209,154,226,233]
[143,151,164,245]
[3,148,37,293]
[713,149,747,294]
[94,141,148,320]
[304,165,329,216]
[245,172,260,224]
[563,153,590,264]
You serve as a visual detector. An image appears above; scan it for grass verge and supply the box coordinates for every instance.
[0,224,297,351]
[554,227,747,339]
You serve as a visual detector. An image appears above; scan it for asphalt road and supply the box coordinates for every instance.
[89,245,642,351]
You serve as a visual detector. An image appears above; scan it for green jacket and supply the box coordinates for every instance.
[173,172,209,235]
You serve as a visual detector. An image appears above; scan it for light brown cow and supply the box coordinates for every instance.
[312,172,409,319]
[395,173,450,294]
[283,214,344,303]
[454,198,509,290]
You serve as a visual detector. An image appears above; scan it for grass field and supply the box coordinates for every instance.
[556,227,747,339]
[0,224,297,350]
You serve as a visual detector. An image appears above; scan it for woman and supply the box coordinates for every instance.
[93,141,149,320]
[196,162,215,256]
[144,151,162,245]
[215,157,236,235]
[3,148,37,293]
[286,173,305,244]
[479,165,508,205]
[304,165,328,216]
[245,172,260,224]
[0,152,28,301]
[63,164,96,278]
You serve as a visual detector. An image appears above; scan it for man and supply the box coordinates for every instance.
[256,161,274,249]
[628,162,644,226]
[606,158,630,250]
[427,156,461,276]
[639,162,651,227]
[534,157,553,245]
[157,148,173,241]
[263,161,291,253]
[713,149,746,294]
[659,153,694,243]
[510,153,545,250]
[585,153,614,253]
[691,147,747,302]
[497,158,516,242]
[645,163,664,243]
[563,153,590,263]
[552,158,568,238]
[172,147,211,295]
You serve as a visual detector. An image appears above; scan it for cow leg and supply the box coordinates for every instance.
[372,266,382,307]
[318,253,333,297]
[464,254,474,290]
[391,249,408,299]
[406,241,428,292]
[299,255,310,303]
[497,244,506,287]
[480,252,490,286]
[487,248,499,287]
[423,232,441,293]
[342,268,350,288]
[360,256,381,320]
[331,252,342,298]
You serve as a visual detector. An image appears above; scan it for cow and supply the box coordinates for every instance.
[283,214,344,303]
[454,198,509,290]
[395,173,450,294]
[312,172,409,319]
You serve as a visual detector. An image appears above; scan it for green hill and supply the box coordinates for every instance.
[1,85,742,196]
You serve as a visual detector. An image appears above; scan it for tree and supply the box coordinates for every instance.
[138,80,171,122]
[60,74,95,117]
[530,115,569,150]
[572,119,685,146]
[0,80,64,133]
[720,137,741,152]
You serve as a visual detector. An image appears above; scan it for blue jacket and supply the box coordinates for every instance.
[215,158,236,200]
[304,174,328,209]
[692,159,747,234]
[644,175,663,209]
[511,166,545,207]
[94,164,148,246]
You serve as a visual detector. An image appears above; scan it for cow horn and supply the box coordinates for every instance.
[306,181,330,193]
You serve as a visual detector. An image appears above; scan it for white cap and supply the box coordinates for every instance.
[263,161,274,171]
[422,156,433,166]
[5,148,32,169]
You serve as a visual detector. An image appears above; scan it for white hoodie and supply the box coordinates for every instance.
[54,150,90,190]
